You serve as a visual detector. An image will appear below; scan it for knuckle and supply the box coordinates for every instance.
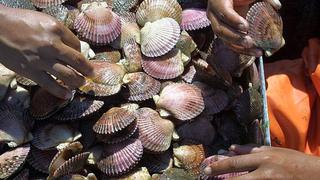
[227,159,239,171]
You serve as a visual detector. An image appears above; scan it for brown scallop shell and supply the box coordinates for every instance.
[29,87,72,120]
[123,72,161,101]
[120,13,141,46]
[97,138,143,176]
[136,0,182,26]
[136,108,174,152]
[142,48,184,80]
[94,49,121,63]
[52,96,104,121]
[16,75,37,86]
[74,2,121,45]
[0,144,30,179]
[31,0,67,8]
[180,8,210,31]
[154,83,204,120]
[140,18,181,57]
[121,37,142,73]
[173,144,205,175]
[79,61,126,97]
[32,123,82,150]
[28,145,58,174]
[43,4,69,23]
[246,2,284,56]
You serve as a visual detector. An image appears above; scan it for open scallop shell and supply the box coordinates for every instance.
[31,0,67,8]
[28,145,58,174]
[246,2,284,56]
[136,0,182,26]
[136,108,174,152]
[79,61,126,97]
[32,123,82,150]
[142,48,184,80]
[123,72,161,101]
[97,138,143,176]
[16,75,37,86]
[52,96,104,121]
[74,2,121,45]
[121,37,142,73]
[154,83,204,120]
[141,18,181,57]
[0,144,30,179]
[181,8,210,31]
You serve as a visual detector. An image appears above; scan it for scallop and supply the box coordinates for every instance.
[121,37,142,73]
[43,4,69,22]
[180,8,210,31]
[112,0,139,13]
[120,12,141,46]
[31,0,67,8]
[28,145,58,174]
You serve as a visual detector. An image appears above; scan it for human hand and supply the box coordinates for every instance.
[206,0,281,56]
[203,145,320,180]
[0,5,94,99]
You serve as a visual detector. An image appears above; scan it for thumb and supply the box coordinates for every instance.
[266,0,282,10]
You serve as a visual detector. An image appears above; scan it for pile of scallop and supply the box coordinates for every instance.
[0,0,284,179]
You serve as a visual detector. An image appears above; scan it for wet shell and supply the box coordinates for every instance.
[28,146,58,174]
[79,61,126,97]
[74,3,121,45]
[0,0,36,10]
[31,0,67,8]
[120,13,141,46]
[93,107,136,134]
[142,49,184,80]
[154,83,204,120]
[181,8,210,31]
[52,96,104,121]
[173,144,205,175]
[112,0,138,13]
[43,4,69,22]
[136,108,174,152]
[32,123,82,150]
[29,87,72,120]
[16,75,37,86]
[97,138,143,176]
[123,72,161,101]
[140,18,181,57]
[0,144,30,179]
[121,37,142,73]
[246,2,284,56]
[136,0,182,26]
[141,150,173,173]
[176,31,197,64]
[94,48,121,63]
[182,65,197,83]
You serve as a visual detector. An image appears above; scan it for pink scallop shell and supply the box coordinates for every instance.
[181,8,211,31]
[31,0,67,8]
[122,37,142,72]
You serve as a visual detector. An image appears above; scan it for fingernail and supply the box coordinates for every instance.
[229,144,239,150]
[204,167,212,175]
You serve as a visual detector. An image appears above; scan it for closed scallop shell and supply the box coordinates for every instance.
[112,0,139,13]
[123,72,161,101]
[52,96,104,121]
[154,83,204,120]
[141,18,181,57]
[93,107,136,135]
[180,8,210,31]
[0,144,30,179]
[136,108,174,152]
[31,0,67,8]
[97,138,143,176]
[43,4,69,22]
[16,75,37,86]
[121,37,142,73]
[142,48,184,80]
[120,13,141,46]
[74,3,121,45]
[79,61,126,97]
[136,0,182,26]
[28,145,58,174]
[32,123,82,150]
[246,2,284,56]
[0,0,36,10]
[176,31,197,64]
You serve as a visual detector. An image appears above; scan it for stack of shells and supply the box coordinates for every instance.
[0,0,284,179]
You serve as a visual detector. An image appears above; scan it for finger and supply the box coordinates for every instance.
[56,43,94,77]
[266,0,282,10]
[224,42,263,57]
[227,170,260,180]
[208,0,248,32]
[229,144,270,154]
[60,27,81,51]
[203,154,261,176]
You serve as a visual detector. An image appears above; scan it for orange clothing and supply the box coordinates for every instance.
[265,39,320,155]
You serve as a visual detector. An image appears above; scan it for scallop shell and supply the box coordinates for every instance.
[60,173,98,180]
[0,0,36,10]
[136,108,174,152]
[176,31,197,64]
[246,2,284,56]
[52,96,104,121]
[142,48,184,80]
[120,13,141,46]
[29,87,72,120]
[13,168,29,180]
[32,123,82,150]
[112,0,138,13]
[31,0,67,8]
[121,37,142,73]
[173,144,205,175]
[182,65,197,83]
[28,145,57,174]
[141,150,173,173]
[136,0,182,26]
[43,4,69,22]
[0,104,32,148]
[154,83,204,120]
[141,18,181,57]
[87,145,104,165]
[93,107,136,135]
[74,2,121,45]
[0,144,30,179]
[79,61,126,97]
[123,72,161,101]
[65,8,80,30]
[108,167,151,180]
[16,75,37,86]
[181,8,210,31]
[97,138,143,176]
[94,48,121,63]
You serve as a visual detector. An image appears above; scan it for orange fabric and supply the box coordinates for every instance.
[265,38,320,156]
